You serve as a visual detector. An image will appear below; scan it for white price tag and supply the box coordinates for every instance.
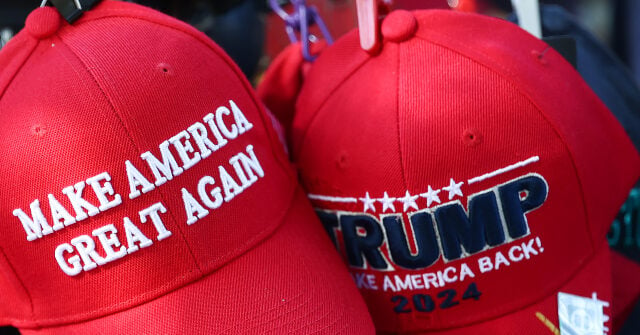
[558,292,605,335]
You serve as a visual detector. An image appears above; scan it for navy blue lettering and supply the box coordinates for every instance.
[392,295,411,313]
[462,282,482,301]
[383,212,440,270]
[413,294,435,312]
[499,174,548,239]
[340,214,388,269]
[438,289,459,309]
[390,283,481,314]
[434,191,504,261]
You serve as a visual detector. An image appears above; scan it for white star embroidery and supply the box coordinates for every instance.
[420,186,441,207]
[442,178,464,200]
[359,192,376,213]
[377,192,397,213]
[398,191,419,212]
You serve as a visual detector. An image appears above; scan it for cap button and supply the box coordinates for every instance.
[382,10,418,43]
[25,6,62,39]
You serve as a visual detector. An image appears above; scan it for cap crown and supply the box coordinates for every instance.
[0,2,295,327]
[293,10,639,332]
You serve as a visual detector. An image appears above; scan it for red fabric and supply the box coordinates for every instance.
[611,251,640,333]
[290,9,640,333]
[19,190,374,335]
[380,242,614,335]
[24,6,60,39]
[257,40,327,143]
[0,1,374,333]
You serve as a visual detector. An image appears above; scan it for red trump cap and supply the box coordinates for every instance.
[0,1,374,334]
[290,9,640,334]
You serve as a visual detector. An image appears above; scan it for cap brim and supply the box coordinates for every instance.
[409,241,613,335]
[20,189,374,334]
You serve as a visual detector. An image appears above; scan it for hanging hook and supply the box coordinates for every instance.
[355,0,392,54]
[41,0,82,9]
[40,0,100,23]
[268,0,333,61]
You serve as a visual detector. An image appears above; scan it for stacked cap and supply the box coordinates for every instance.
[289,9,640,333]
[0,1,374,334]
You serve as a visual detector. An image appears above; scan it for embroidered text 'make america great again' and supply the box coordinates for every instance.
[11,100,265,276]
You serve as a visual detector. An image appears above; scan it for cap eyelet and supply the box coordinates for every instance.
[462,128,482,146]
[336,151,350,170]
[157,63,174,75]
[30,124,47,138]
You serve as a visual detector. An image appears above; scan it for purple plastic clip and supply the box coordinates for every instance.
[269,0,333,61]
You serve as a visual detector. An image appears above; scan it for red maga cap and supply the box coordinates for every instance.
[291,9,640,333]
[0,2,375,333]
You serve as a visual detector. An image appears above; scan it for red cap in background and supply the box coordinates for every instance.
[0,2,375,333]
[290,9,639,334]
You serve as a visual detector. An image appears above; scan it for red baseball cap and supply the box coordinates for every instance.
[0,2,374,333]
[289,9,640,333]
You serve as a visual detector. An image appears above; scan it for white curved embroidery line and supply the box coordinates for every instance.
[306,156,540,205]
[467,156,540,185]
[307,194,358,203]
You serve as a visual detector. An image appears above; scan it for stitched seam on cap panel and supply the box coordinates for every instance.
[55,36,204,277]
[196,180,298,271]
[219,210,346,334]
[294,58,372,161]
[219,193,332,334]
[19,270,199,330]
[0,245,35,326]
[71,10,296,182]
[402,34,596,330]
[221,291,312,333]
[395,43,408,192]
[0,33,39,102]
[40,14,297,327]
[412,31,594,251]
[12,185,299,328]
[63,13,299,268]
